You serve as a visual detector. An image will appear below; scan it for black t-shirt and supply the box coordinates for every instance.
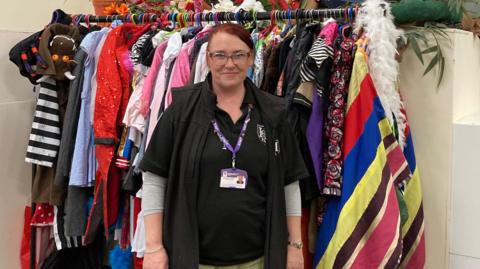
[139,82,309,266]
[198,90,268,266]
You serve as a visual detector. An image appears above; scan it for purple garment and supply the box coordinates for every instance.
[303,36,335,191]
[306,88,327,190]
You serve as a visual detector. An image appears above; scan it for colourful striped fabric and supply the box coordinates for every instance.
[313,41,425,269]
[399,116,426,268]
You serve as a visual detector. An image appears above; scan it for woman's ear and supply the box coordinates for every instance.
[205,52,212,69]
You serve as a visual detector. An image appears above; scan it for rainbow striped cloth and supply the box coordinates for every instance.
[313,41,426,269]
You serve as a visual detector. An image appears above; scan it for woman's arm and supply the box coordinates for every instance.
[285,180,302,243]
[142,172,168,269]
[285,181,303,269]
[142,171,167,249]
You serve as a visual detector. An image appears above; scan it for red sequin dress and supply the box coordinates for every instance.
[84,23,149,243]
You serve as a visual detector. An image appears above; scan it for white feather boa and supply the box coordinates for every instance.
[211,0,265,12]
[355,0,407,148]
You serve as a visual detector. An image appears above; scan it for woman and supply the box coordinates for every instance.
[140,23,308,269]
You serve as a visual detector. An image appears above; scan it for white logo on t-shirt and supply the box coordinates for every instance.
[257,124,267,144]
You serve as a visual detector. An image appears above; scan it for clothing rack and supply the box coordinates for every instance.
[70,8,357,25]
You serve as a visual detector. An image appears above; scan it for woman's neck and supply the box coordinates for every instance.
[213,84,245,108]
[212,83,246,123]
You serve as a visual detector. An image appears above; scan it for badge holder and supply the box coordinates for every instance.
[212,107,252,190]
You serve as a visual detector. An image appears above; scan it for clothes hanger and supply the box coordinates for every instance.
[133,14,138,25]
[188,12,195,28]
[198,12,204,28]
[72,14,82,27]
[259,10,277,39]
[251,9,260,33]
[70,14,77,26]
[280,8,291,38]
[221,12,227,24]
[85,14,92,29]
[304,9,320,28]
[185,12,191,27]
[175,13,182,28]
[216,12,221,25]
[179,12,186,28]
[235,10,242,25]
[323,9,335,26]
[171,13,177,29]
[268,10,283,43]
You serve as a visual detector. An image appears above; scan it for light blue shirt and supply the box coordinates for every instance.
[69,28,109,187]
[247,33,258,80]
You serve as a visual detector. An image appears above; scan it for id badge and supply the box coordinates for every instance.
[220,168,248,189]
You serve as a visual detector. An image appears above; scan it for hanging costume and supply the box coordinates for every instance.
[86,23,149,243]
[321,28,355,196]
[313,0,426,265]
[313,38,411,268]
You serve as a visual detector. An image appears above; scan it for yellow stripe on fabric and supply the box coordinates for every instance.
[401,169,423,236]
[317,118,393,269]
[346,50,370,112]
[317,143,387,269]
[378,118,394,140]
[399,222,425,269]
[343,172,396,268]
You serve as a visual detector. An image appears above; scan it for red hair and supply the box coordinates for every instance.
[207,23,254,50]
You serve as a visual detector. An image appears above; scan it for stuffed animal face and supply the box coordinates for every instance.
[49,35,77,80]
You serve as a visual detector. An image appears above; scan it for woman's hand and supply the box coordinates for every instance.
[143,247,168,269]
[287,246,304,269]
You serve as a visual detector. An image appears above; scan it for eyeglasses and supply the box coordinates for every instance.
[207,51,251,65]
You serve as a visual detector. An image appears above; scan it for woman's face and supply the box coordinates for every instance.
[206,32,254,91]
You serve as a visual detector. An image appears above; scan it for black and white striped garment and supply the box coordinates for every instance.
[53,205,84,250]
[25,77,61,167]
[131,31,153,65]
[299,38,334,85]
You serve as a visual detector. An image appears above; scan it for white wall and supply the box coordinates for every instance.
[0,2,92,268]
[450,119,480,269]
[3,1,94,32]
[399,30,454,269]
[399,29,480,269]
[449,31,480,269]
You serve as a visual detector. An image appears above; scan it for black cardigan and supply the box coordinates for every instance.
[139,76,308,268]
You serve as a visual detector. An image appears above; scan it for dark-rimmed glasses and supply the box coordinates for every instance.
[207,51,252,65]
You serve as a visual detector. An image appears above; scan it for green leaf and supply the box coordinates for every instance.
[423,53,440,76]
[410,38,424,65]
[422,45,439,54]
[437,57,446,89]
[414,33,429,47]
[428,28,449,40]
[404,25,449,90]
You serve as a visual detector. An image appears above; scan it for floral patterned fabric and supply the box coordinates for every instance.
[322,33,355,196]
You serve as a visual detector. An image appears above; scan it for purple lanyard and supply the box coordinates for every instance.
[212,106,252,168]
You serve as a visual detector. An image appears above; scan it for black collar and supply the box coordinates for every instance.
[202,73,257,109]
